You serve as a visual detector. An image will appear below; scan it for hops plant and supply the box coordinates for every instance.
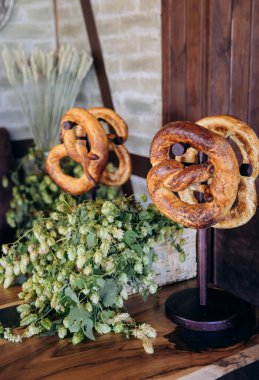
[0,194,185,353]
[2,147,119,237]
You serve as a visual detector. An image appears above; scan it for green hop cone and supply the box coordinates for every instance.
[58,326,67,339]
[20,314,38,327]
[40,318,52,331]
[139,193,148,202]
[72,330,84,345]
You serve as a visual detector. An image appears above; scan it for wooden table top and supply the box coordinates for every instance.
[0,279,259,380]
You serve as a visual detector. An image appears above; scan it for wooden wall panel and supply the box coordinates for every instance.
[185,0,204,121]
[162,0,259,306]
[249,0,259,127]
[162,0,173,124]
[208,0,232,115]
[230,0,252,120]
[170,0,187,121]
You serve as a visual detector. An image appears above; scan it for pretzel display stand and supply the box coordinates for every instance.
[147,116,259,347]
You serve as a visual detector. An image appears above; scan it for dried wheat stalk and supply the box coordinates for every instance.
[2,44,93,150]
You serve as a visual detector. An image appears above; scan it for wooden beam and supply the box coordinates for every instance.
[80,0,134,195]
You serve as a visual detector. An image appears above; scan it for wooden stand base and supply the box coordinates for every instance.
[165,287,251,331]
[165,287,256,349]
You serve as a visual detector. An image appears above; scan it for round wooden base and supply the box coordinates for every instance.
[165,287,251,332]
[165,287,256,349]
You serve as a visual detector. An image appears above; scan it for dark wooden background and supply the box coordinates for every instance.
[162,0,259,306]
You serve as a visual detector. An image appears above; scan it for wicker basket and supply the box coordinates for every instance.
[129,175,198,289]
[127,228,197,295]
[153,228,197,287]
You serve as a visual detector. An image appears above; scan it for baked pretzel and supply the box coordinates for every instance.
[193,115,259,228]
[147,121,240,229]
[87,107,132,186]
[46,108,108,195]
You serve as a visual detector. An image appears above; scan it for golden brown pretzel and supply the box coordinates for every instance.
[193,115,259,228]
[147,121,240,229]
[46,144,96,195]
[46,108,108,195]
[87,107,132,186]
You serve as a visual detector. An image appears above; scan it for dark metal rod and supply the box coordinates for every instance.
[197,228,208,305]
[197,151,208,306]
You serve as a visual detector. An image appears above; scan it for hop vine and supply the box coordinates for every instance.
[0,194,185,353]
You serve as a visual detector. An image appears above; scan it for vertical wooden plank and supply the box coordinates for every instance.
[162,0,173,125]
[169,0,186,121]
[161,0,259,306]
[213,0,259,306]
[185,0,203,121]
[208,0,232,282]
[230,0,252,120]
[248,0,259,130]
[201,0,210,117]
[207,0,232,115]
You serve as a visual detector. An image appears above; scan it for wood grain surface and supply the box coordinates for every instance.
[162,0,259,307]
[0,279,259,380]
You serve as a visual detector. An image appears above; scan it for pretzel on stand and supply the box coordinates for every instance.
[147,121,240,229]
[46,108,108,195]
[87,107,132,186]
[178,115,259,228]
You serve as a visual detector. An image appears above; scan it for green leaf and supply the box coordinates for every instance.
[97,278,105,288]
[148,249,154,270]
[74,277,86,290]
[131,244,143,255]
[17,244,27,254]
[82,318,95,340]
[71,233,80,244]
[100,310,113,322]
[67,305,90,333]
[87,231,96,248]
[64,286,79,304]
[124,230,137,247]
[100,279,118,307]
[139,211,150,220]
[80,209,87,219]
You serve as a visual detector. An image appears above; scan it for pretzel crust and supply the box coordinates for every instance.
[46,108,108,195]
[87,107,132,186]
[195,115,259,228]
[61,108,108,181]
[46,145,96,195]
[147,121,240,229]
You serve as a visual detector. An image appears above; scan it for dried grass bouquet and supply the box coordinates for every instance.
[2,44,93,150]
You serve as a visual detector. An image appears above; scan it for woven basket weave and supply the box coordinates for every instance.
[153,228,197,287]
[127,228,197,295]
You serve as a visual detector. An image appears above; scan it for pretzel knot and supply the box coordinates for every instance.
[87,107,132,186]
[46,108,108,195]
[193,115,259,228]
[147,121,240,229]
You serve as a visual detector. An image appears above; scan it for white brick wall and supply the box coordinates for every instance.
[0,0,55,140]
[91,0,162,156]
[0,0,162,157]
